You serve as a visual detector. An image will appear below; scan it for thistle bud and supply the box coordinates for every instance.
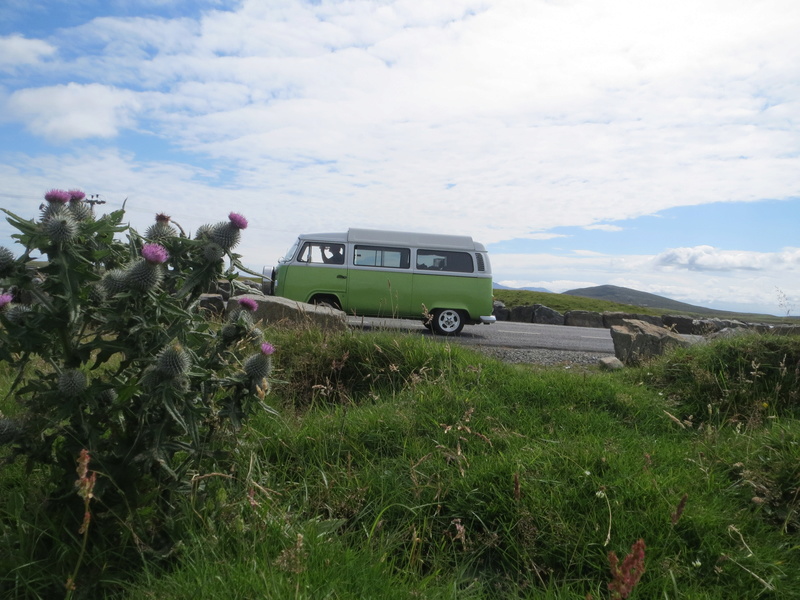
[155,343,191,378]
[58,370,88,397]
[125,244,168,292]
[243,342,275,381]
[4,304,31,323]
[140,366,163,391]
[125,259,164,292]
[0,247,15,277]
[68,200,93,222]
[44,214,79,245]
[101,269,129,296]
[194,223,212,240]
[208,213,248,251]
[145,214,178,242]
[202,242,225,262]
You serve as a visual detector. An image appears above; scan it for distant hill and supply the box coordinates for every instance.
[494,283,552,293]
[562,285,736,316]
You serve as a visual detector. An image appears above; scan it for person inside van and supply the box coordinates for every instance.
[322,244,345,264]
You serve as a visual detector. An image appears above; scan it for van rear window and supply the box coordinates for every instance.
[354,245,410,269]
[416,250,474,273]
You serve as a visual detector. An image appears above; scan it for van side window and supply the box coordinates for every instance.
[354,245,410,269]
[297,242,345,265]
[416,250,474,273]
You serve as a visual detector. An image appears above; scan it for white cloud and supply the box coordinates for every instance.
[585,224,623,232]
[654,246,800,272]
[0,34,56,70]
[6,83,141,141]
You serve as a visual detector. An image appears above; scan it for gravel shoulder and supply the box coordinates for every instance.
[471,346,614,367]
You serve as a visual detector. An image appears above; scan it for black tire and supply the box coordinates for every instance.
[310,295,342,311]
[431,308,464,335]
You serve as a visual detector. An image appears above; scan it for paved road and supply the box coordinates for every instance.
[346,316,616,354]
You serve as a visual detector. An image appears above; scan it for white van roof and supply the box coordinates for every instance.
[299,228,486,251]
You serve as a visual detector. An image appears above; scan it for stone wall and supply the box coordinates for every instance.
[492,301,796,336]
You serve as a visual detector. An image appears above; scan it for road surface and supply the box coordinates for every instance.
[346,316,615,354]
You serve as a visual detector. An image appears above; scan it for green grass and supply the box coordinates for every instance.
[2,326,799,598]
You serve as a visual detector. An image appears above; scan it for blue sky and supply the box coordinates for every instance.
[1,0,798,315]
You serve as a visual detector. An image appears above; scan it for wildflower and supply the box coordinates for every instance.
[145,214,178,242]
[208,213,248,250]
[608,539,646,600]
[228,212,248,230]
[226,297,259,331]
[44,189,71,204]
[239,297,259,312]
[0,293,13,310]
[243,341,275,381]
[141,243,169,264]
[125,245,168,291]
[68,189,86,202]
[41,189,72,220]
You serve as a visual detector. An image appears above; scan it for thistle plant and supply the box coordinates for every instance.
[0,188,275,571]
[205,211,248,251]
[145,212,178,243]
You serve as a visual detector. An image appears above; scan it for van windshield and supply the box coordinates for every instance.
[297,242,345,264]
[281,241,299,263]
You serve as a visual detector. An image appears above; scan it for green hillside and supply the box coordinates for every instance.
[493,286,797,325]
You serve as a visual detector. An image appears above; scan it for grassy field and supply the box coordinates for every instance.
[1,324,799,599]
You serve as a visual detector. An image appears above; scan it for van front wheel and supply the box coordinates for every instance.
[431,309,465,336]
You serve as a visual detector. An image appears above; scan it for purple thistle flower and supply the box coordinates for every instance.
[228,212,248,230]
[0,293,13,309]
[68,189,86,202]
[261,342,275,355]
[44,189,71,204]
[141,243,169,264]
[238,297,258,312]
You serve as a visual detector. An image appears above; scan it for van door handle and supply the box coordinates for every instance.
[337,274,347,279]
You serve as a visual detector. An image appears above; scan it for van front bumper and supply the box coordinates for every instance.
[480,315,497,324]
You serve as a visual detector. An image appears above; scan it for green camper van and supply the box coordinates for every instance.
[263,228,496,335]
